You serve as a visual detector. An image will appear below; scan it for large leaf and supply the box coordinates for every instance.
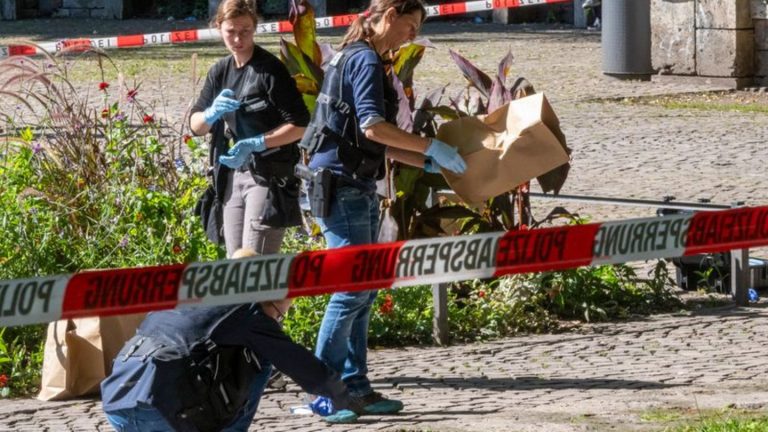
[417,85,446,110]
[428,105,461,121]
[280,38,324,87]
[393,43,426,89]
[392,74,414,133]
[496,49,514,83]
[467,92,486,116]
[488,77,509,113]
[412,86,445,136]
[293,75,319,94]
[448,49,492,98]
[394,165,422,197]
[289,0,322,65]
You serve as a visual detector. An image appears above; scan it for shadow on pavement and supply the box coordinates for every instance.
[381,376,680,391]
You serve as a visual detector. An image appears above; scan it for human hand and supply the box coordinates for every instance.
[424,138,467,174]
[203,89,241,125]
[218,135,266,169]
[423,157,442,174]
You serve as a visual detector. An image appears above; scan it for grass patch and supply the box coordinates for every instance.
[667,416,768,432]
[615,91,768,115]
[655,100,768,114]
[639,407,768,432]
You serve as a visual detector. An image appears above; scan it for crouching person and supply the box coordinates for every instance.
[101,252,356,431]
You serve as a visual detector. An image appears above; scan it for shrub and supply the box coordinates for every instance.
[0,50,216,397]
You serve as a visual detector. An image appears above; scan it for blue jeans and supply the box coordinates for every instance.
[315,186,380,397]
[105,365,272,432]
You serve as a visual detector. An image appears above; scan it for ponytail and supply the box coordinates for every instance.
[340,15,372,48]
[340,0,426,48]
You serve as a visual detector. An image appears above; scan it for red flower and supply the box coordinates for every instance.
[379,294,394,315]
[98,82,109,91]
[478,290,486,298]
[182,134,192,144]
[0,374,8,388]
[143,114,154,124]
[126,89,138,101]
[101,108,110,119]
[172,245,182,255]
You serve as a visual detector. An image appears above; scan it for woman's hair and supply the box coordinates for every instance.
[211,0,259,28]
[340,0,427,48]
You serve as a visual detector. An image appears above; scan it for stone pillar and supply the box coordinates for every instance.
[309,0,326,19]
[0,0,16,20]
[753,0,768,85]
[104,0,123,18]
[573,0,587,28]
[695,0,754,79]
[652,0,695,74]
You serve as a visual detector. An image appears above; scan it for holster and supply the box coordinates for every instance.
[295,164,334,218]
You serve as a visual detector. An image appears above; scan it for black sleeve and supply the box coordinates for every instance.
[220,312,351,409]
[266,60,311,127]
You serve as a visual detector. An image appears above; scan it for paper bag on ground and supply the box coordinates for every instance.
[37,314,145,401]
[436,93,570,204]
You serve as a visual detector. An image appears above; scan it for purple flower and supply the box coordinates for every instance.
[118,236,128,248]
[32,143,43,154]
[114,113,126,122]
[174,158,185,171]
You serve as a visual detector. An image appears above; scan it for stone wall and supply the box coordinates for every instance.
[652,0,764,87]
[54,0,110,17]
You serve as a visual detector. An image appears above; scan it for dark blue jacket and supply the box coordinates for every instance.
[101,304,349,430]
[307,41,398,185]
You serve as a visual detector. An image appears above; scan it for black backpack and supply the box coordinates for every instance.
[129,306,264,432]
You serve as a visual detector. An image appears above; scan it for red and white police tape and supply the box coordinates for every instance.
[0,0,571,59]
[1,205,767,328]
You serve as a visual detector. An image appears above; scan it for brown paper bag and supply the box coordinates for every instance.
[436,93,570,204]
[37,314,145,401]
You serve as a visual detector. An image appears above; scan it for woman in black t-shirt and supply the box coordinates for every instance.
[190,0,309,258]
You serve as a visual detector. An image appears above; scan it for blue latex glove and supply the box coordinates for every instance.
[309,396,358,424]
[423,157,441,174]
[203,89,240,125]
[218,135,266,169]
[424,138,467,174]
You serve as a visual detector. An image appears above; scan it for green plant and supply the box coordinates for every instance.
[0,49,217,396]
[0,326,44,397]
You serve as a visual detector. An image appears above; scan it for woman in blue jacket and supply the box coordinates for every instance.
[302,0,467,415]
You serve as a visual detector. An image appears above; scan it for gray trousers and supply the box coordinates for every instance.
[223,169,285,258]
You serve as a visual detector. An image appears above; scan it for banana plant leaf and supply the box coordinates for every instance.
[279,38,324,87]
[392,73,414,133]
[393,43,426,89]
[289,0,322,66]
[428,105,462,121]
[496,49,515,82]
[448,49,492,98]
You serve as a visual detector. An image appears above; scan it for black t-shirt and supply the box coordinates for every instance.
[192,46,310,140]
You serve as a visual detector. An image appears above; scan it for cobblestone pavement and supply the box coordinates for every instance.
[2,306,768,431]
[2,20,768,432]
